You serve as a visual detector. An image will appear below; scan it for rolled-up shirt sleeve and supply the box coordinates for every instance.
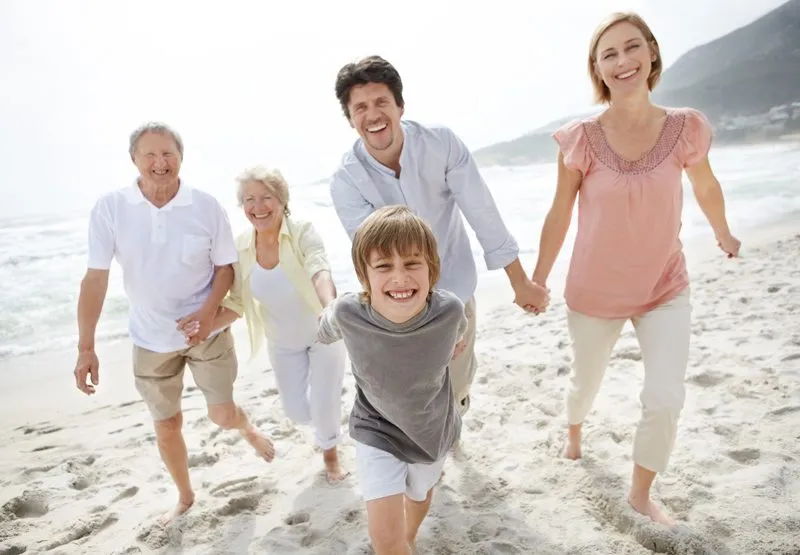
[330,173,374,240]
[296,220,331,278]
[441,127,519,270]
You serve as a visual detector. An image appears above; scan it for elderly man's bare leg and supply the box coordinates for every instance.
[154,412,195,523]
[208,401,275,462]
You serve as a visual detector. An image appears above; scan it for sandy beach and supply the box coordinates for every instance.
[1,219,799,555]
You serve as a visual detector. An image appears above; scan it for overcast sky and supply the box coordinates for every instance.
[0,0,788,217]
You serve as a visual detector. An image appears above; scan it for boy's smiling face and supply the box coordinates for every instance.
[366,247,430,324]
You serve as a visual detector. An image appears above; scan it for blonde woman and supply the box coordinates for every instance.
[206,166,347,481]
[531,13,740,527]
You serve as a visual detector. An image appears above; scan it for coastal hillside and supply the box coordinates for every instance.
[473,0,800,166]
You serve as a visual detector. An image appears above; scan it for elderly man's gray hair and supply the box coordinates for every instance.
[128,122,184,161]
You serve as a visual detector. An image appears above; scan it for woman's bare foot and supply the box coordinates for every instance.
[159,493,195,525]
[241,428,275,462]
[628,494,676,528]
[323,447,349,482]
[565,424,582,460]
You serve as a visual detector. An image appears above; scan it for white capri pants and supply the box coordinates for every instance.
[267,339,346,450]
[566,288,691,473]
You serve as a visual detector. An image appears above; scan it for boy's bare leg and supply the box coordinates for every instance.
[366,494,412,555]
[405,489,433,552]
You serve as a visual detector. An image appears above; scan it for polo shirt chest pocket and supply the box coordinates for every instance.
[182,235,212,266]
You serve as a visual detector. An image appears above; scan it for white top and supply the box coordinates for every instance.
[249,263,318,350]
[87,182,238,352]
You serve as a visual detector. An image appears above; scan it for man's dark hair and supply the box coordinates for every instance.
[334,56,404,119]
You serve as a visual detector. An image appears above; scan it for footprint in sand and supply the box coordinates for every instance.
[209,476,260,497]
[767,405,800,417]
[21,424,63,436]
[111,486,139,503]
[688,370,729,388]
[42,513,119,551]
[63,455,98,492]
[216,494,263,516]
[726,448,761,464]
[284,510,310,526]
[187,452,220,468]
[2,490,49,520]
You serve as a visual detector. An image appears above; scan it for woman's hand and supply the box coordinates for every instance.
[716,233,741,258]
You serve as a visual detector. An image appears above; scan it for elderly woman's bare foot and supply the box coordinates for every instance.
[323,447,349,482]
[628,494,676,528]
[241,428,275,462]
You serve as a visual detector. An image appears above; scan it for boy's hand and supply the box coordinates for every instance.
[452,338,467,360]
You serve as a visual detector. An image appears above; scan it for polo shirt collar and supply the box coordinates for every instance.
[123,179,193,210]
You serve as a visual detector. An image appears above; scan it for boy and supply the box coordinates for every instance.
[318,205,467,555]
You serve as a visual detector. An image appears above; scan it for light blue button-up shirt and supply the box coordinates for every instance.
[329,120,519,303]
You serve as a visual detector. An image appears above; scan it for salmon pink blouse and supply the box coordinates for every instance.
[553,107,712,319]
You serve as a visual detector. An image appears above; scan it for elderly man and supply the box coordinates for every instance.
[74,122,274,521]
[330,56,550,418]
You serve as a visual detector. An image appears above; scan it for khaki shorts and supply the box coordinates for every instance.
[133,328,238,421]
[449,297,477,415]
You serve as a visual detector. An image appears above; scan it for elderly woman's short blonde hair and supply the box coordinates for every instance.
[236,165,291,216]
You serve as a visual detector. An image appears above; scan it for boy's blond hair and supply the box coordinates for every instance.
[352,205,440,300]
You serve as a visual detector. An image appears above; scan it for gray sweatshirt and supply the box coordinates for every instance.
[318,289,467,464]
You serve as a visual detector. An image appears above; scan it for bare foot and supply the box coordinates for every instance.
[159,494,194,525]
[564,439,582,459]
[564,424,582,460]
[628,495,676,528]
[323,448,349,483]
[241,428,275,462]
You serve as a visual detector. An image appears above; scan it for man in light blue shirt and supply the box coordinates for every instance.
[329,55,550,417]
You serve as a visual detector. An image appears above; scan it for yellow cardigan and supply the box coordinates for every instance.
[221,216,331,360]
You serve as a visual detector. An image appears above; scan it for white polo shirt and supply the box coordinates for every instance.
[87,182,238,353]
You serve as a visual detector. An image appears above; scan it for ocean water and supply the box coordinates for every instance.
[1,141,798,361]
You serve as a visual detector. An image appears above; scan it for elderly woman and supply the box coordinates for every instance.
[207,166,347,481]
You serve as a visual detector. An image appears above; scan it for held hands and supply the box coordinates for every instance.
[716,232,741,258]
[74,349,100,395]
[176,307,216,347]
[513,278,550,315]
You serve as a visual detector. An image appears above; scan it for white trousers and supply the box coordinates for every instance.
[566,288,692,473]
[267,339,346,450]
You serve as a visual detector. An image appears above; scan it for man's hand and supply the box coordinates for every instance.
[513,278,550,314]
[452,338,467,360]
[176,307,215,346]
[74,349,100,395]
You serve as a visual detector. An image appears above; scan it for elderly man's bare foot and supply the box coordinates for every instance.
[159,494,195,525]
[241,428,275,462]
[323,448,349,483]
[628,495,676,528]
[564,439,582,460]
[564,424,582,460]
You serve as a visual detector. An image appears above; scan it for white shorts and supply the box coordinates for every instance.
[355,441,447,502]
